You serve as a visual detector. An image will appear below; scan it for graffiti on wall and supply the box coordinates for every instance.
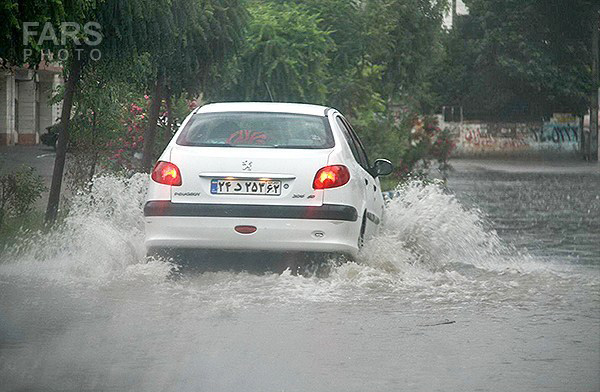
[448,114,581,156]
[531,124,579,144]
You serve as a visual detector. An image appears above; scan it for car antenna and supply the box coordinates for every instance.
[264,82,275,102]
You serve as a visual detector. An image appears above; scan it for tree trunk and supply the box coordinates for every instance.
[45,57,83,224]
[141,72,164,172]
[589,8,599,161]
[87,109,98,193]
[165,92,173,131]
[451,0,457,26]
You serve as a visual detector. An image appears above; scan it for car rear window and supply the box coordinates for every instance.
[176,112,334,149]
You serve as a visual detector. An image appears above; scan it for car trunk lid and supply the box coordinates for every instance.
[169,145,331,206]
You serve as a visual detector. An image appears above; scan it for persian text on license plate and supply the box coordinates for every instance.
[210,179,281,195]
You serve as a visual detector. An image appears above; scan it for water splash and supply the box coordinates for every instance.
[0,174,174,285]
[0,174,585,301]
[361,181,511,272]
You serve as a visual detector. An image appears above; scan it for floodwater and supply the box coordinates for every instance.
[0,159,598,392]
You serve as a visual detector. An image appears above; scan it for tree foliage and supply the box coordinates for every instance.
[1,0,462,213]
[202,0,449,179]
[209,1,333,103]
[0,165,45,227]
[0,0,66,67]
[434,0,597,120]
[138,0,247,170]
[371,0,446,107]
[208,0,446,113]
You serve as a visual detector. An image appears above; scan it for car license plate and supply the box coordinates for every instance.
[210,179,281,195]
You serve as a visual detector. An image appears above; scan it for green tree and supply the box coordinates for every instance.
[368,0,446,110]
[0,0,102,223]
[1,0,247,220]
[208,1,333,103]
[262,0,377,114]
[0,165,45,227]
[140,0,247,171]
[435,0,597,120]
[66,57,150,189]
[0,0,68,68]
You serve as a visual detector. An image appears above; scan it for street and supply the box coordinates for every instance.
[0,158,598,391]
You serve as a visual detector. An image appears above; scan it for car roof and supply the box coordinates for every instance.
[197,102,331,117]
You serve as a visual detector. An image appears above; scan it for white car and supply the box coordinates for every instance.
[144,102,393,259]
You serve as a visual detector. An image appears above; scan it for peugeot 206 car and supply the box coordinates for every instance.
[144,102,393,260]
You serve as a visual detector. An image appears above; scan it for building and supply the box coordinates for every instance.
[0,63,63,146]
[443,0,468,29]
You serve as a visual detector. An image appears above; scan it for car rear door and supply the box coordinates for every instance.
[341,117,384,230]
[334,116,380,234]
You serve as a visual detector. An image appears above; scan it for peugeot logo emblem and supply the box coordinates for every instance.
[242,160,252,171]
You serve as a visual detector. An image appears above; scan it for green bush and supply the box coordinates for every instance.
[351,107,455,190]
[0,165,46,227]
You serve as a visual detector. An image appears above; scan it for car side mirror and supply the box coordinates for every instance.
[371,159,393,177]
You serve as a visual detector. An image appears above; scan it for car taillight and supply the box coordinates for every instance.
[151,161,182,186]
[313,165,350,189]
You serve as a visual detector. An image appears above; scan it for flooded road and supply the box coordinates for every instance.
[1,159,599,392]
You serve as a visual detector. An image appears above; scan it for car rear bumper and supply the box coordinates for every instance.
[144,202,360,256]
[143,201,358,221]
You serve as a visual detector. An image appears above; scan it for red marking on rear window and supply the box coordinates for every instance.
[227,130,267,145]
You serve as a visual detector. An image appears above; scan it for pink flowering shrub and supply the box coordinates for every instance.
[392,115,455,180]
[353,108,455,188]
[105,99,148,170]
[105,95,191,170]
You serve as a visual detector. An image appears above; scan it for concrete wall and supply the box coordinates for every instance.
[442,114,582,157]
[38,80,53,134]
[16,70,38,145]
